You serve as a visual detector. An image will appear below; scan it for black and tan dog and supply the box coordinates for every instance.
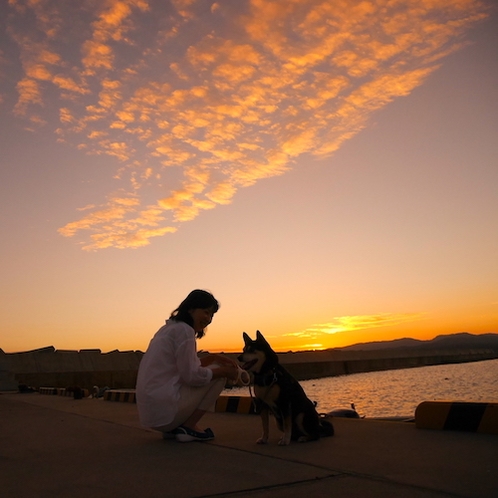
[238,331,334,445]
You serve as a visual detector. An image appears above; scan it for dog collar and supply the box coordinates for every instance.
[254,369,278,387]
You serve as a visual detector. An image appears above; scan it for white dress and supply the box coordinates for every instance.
[136,319,214,429]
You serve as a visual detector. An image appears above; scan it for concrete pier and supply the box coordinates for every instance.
[1,392,497,497]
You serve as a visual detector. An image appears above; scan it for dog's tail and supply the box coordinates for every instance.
[319,417,335,437]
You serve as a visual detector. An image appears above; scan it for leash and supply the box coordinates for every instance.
[236,366,251,386]
[210,363,250,387]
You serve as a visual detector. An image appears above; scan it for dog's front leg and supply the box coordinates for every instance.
[257,406,269,444]
[278,409,292,446]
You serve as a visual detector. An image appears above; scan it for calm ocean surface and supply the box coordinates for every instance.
[224,358,498,418]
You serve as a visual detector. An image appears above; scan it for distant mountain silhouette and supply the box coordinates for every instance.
[336,332,498,352]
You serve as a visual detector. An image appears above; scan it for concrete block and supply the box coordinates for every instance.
[0,369,18,391]
[215,396,257,414]
[104,389,136,403]
[52,351,82,372]
[415,401,498,435]
[78,350,102,371]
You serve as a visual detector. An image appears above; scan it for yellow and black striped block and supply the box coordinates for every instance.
[215,396,256,414]
[415,401,498,435]
[103,390,137,403]
[39,387,89,398]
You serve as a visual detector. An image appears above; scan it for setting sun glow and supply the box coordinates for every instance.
[1,0,497,354]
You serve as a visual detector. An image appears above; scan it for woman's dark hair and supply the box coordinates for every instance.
[170,289,219,338]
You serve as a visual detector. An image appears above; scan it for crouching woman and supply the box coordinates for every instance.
[136,290,238,442]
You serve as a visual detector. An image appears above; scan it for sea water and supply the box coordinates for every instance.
[224,358,498,418]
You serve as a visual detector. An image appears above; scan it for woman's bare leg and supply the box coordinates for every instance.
[182,409,206,431]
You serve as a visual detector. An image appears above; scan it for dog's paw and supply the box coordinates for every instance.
[278,437,291,446]
[297,436,310,443]
[256,437,268,444]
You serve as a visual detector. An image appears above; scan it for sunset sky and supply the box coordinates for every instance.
[1,0,497,354]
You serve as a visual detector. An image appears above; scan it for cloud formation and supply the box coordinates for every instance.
[287,312,427,342]
[3,0,488,249]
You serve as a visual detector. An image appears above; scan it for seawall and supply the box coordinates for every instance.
[276,347,498,380]
[2,345,498,391]
[0,347,141,390]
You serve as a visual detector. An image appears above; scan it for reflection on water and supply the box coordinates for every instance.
[225,358,498,418]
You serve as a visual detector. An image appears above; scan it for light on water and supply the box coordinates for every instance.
[226,359,498,418]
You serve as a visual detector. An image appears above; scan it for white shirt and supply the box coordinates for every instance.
[136,319,213,428]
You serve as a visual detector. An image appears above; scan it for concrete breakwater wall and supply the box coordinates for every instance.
[278,348,498,380]
[0,347,142,390]
[1,346,497,391]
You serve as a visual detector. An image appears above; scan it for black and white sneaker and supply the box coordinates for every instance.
[174,426,215,443]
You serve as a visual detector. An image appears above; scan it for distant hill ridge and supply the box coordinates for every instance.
[336,332,498,352]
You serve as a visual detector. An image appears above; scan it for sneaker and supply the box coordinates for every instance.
[162,426,190,439]
[174,426,215,443]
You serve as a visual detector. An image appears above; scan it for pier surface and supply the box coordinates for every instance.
[1,393,497,497]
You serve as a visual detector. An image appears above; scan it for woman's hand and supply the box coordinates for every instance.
[200,354,237,368]
[211,363,239,381]
[200,354,239,381]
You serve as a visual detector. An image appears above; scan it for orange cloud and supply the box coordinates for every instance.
[287,313,427,340]
[14,78,43,115]
[4,0,489,249]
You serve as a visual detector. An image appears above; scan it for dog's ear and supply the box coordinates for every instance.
[256,330,268,344]
[242,332,251,344]
[256,330,277,358]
